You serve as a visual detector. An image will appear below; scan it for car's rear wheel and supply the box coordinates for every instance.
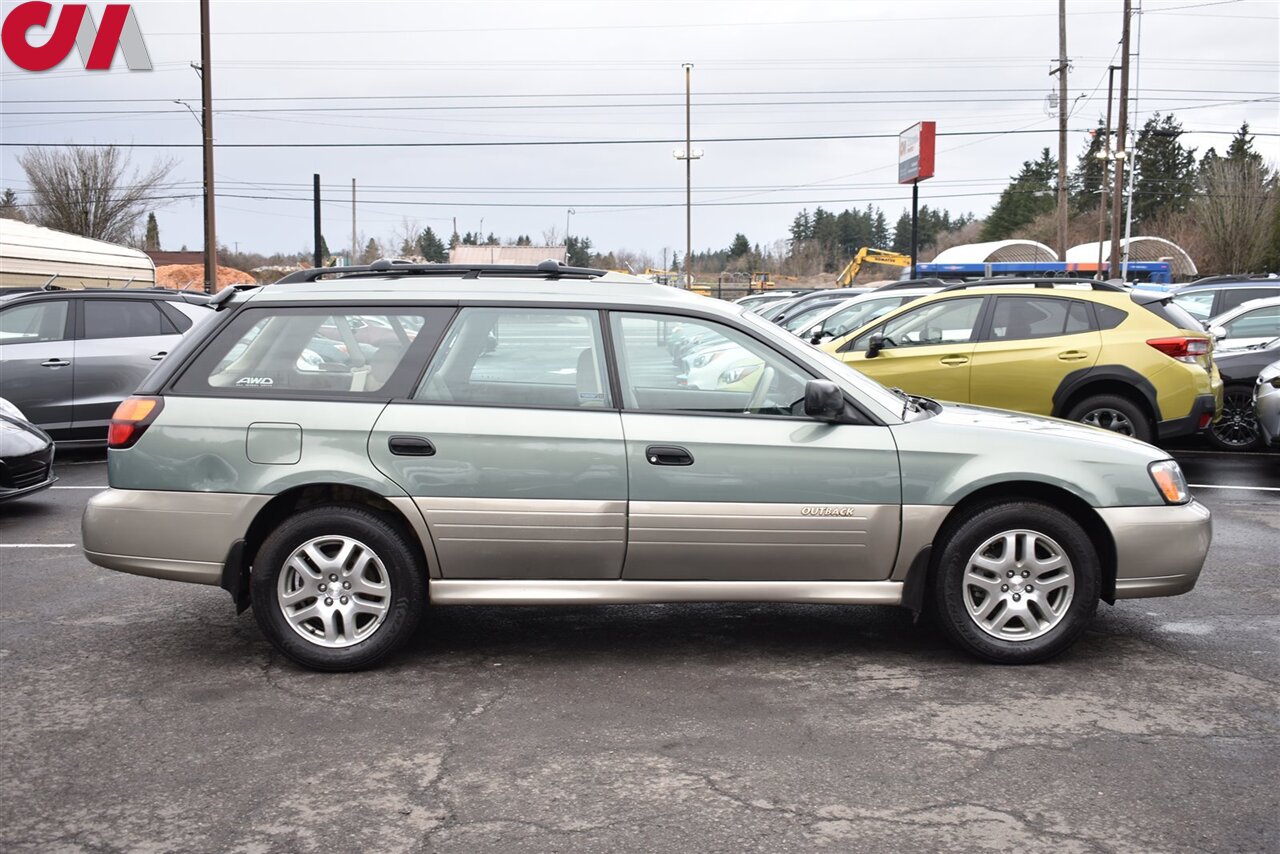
[932,501,1100,664]
[251,505,426,671]
[1206,385,1263,451]
[1066,393,1153,443]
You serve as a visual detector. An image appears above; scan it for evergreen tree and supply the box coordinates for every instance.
[361,237,381,264]
[143,212,160,251]
[1132,114,1197,224]
[872,209,889,247]
[981,148,1058,240]
[415,227,448,262]
[318,234,330,259]
[485,232,499,245]
[1225,122,1263,168]
[515,234,532,246]
[789,209,812,243]
[891,212,912,254]
[0,188,22,221]
[1070,120,1109,212]
[728,233,751,259]
[566,234,593,267]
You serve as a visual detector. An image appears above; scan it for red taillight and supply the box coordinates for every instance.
[1147,336,1209,362]
[107,396,162,449]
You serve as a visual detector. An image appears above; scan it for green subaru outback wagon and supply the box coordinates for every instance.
[82,262,1211,671]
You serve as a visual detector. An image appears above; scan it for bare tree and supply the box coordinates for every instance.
[17,146,175,244]
[1192,158,1278,274]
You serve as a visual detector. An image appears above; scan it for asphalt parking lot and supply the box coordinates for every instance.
[1,449,1277,853]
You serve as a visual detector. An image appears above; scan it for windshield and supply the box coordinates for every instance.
[810,295,906,338]
[780,300,846,332]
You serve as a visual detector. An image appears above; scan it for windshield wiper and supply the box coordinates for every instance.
[888,386,920,418]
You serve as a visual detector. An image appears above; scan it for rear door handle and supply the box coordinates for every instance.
[40,358,71,368]
[939,355,969,366]
[645,445,694,466]
[388,435,436,456]
[1057,350,1089,361]
[150,351,168,361]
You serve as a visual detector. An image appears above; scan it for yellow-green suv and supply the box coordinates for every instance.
[821,280,1222,444]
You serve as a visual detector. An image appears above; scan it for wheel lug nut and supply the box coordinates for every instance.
[1006,571,1014,578]
[1025,585,1033,593]
[1013,593,1021,602]
[1001,584,1009,592]
[318,583,326,592]
[324,597,333,606]
[340,596,349,605]
[1021,571,1030,578]
[329,574,338,582]
[342,581,351,589]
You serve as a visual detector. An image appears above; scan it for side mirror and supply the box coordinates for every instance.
[803,379,844,422]
[866,332,886,358]
[1209,325,1226,341]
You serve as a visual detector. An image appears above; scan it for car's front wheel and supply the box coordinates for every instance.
[251,505,426,671]
[1206,384,1263,451]
[932,501,1100,664]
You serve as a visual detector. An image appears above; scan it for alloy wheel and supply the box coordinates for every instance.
[1080,407,1135,436]
[276,535,392,648]
[962,529,1076,642]
[1210,389,1259,448]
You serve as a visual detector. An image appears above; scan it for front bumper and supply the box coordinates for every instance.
[1156,394,1218,441]
[1096,499,1212,598]
[82,488,270,586]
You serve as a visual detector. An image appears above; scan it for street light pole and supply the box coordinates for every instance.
[1096,65,1119,277]
[198,0,217,294]
[565,208,575,260]
[1109,0,1133,276]
[673,63,702,289]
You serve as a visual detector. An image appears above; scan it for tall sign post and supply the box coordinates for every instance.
[898,122,936,280]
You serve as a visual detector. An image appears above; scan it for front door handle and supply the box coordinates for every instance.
[40,358,71,368]
[150,351,168,361]
[645,445,694,466]
[1057,350,1089,361]
[939,355,969,366]
[388,435,436,456]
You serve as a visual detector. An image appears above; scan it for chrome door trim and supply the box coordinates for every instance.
[429,578,903,605]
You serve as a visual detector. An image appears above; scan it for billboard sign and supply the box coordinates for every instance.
[898,122,936,184]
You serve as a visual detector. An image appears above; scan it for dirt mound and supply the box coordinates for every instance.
[154,263,254,293]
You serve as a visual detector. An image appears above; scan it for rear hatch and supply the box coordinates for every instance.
[1130,290,1214,372]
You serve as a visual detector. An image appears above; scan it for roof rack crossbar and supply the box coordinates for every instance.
[938,278,1126,293]
[275,259,608,285]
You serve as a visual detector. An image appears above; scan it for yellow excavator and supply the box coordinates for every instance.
[750,272,799,288]
[836,248,911,286]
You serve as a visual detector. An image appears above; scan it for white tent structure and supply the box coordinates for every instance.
[0,219,156,289]
[931,239,1058,264]
[1065,238,1197,279]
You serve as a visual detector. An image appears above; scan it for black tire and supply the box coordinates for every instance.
[1066,393,1153,443]
[931,501,1100,664]
[1205,384,1264,451]
[251,504,426,672]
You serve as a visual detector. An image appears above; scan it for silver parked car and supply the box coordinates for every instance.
[0,288,211,446]
[82,261,1211,671]
[1255,360,1280,446]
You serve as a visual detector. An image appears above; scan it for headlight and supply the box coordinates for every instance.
[719,363,761,386]
[690,351,723,369]
[1148,460,1189,505]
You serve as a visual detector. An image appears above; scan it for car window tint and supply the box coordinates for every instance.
[989,297,1086,341]
[414,308,610,409]
[1219,287,1280,313]
[176,309,432,395]
[1172,291,1216,320]
[610,312,810,417]
[83,300,166,339]
[1223,305,1280,339]
[855,297,983,352]
[1140,296,1203,330]
[0,300,68,344]
[1095,304,1128,330]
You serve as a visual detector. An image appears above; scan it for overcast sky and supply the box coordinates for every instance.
[2,0,1277,262]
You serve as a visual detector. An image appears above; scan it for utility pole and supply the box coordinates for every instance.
[199,0,216,294]
[674,63,702,289]
[312,174,322,268]
[1109,0,1132,276]
[1052,0,1069,259]
[1095,65,1119,277]
[1120,0,1144,282]
[351,179,357,266]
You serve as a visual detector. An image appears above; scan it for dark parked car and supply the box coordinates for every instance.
[0,287,212,446]
[1163,275,1280,326]
[1209,336,1280,451]
[0,398,55,501]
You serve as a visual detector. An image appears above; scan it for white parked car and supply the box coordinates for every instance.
[1207,296,1280,351]
[1255,359,1280,447]
[797,287,943,345]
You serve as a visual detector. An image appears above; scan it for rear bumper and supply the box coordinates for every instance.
[1156,394,1218,441]
[82,488,270,586]
[1097,499,1212,599]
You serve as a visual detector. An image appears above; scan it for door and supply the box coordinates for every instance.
[969,296,1101,415]
[609,311,901,582]
[0,298,74,432]
[837,296,985,403]
[369,307,628,580]
[72,298,184,439]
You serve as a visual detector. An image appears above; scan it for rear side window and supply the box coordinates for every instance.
[1136,295,1204,331]
[988,297,1094,341]
[173,307,448,397]
[83,300,171,339]
[1171,290,1215,321]
[0,300,68,344]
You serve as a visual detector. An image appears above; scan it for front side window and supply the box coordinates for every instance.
[1222,304,1280,340]
[988,297,1093,341]
[814,296,907,340]
[850,297,983,353]
[176,308,433,395]
[83,299,172,339]
[0,300,68,344]
[610,312,809,417]
[414,307,610,409]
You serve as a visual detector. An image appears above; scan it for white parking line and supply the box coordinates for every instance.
[51,486,106,490]
[0,544,78,548]
[1190,484,1280,492]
